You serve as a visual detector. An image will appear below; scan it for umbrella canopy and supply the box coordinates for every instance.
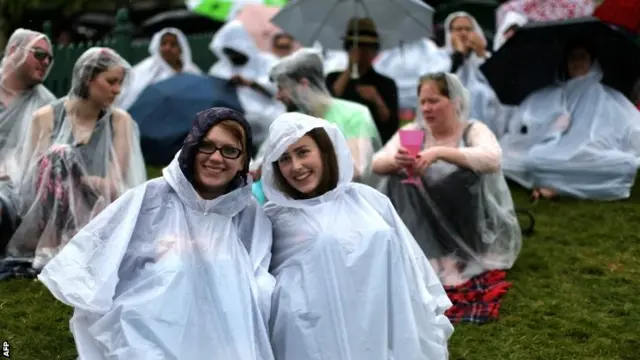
[235,4,284,51]
[271,0,435,50]
[496,0,594,28]
[480,17,640,105]
[140,9,223,36]
[186,0,288,21]
[594,0,640,34]
[129,73,243,165]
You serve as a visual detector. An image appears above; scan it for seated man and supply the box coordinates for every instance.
[0,29,56,252]
[325,17,399,144]
[262,48,381,184]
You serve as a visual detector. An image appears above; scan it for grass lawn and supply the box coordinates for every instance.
[0,166,638,359]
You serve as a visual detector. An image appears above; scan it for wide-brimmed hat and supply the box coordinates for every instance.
[343,17,379,45]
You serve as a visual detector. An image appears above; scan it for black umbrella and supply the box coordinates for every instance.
[480,17,640,105]
[72,12,116,39]
[139,9,223,36]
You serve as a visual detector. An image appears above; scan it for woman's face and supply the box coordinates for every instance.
[193,124,245,197]
[160,33,181,66]
[88,66,125,107]
[277,135,323,195]
[419,81,455,127]
[450,16,474,44]
[567,46,592,79]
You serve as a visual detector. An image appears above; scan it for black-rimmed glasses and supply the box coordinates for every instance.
[197,144,243,159]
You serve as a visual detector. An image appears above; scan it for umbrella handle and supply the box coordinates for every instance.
[350,13,360,79]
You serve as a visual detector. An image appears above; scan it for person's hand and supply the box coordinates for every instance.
[230,75,252,87]
[347,49,361,70]
[451,32,468,54]
[81,176,107,194]
[467,32,487,57]
[415,147,441,173]
[394,147,417,169]
[250,166,262,181]
[356,85,380,102]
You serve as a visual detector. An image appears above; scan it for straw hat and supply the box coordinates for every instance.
[343,17,379,45]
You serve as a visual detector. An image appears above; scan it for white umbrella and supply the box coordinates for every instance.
[270,0,434,51]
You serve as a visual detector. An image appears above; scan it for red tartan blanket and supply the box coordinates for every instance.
[444,270,512,324]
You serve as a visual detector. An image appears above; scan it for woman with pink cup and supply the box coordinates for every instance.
[371,72,522,286]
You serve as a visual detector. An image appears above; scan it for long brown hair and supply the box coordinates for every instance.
[271,128,340,200]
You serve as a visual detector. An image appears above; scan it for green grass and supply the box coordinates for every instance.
[1,167,639,359]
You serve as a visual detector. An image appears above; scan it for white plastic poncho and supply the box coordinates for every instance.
[444,12,509,138]
[38,110,275,359]
[265,48,382,183]
[3,47,147,269]
[501,63,640,200]
[373,73,522,286]
[208,20,285,146]
[374,39,452,111]
[117,28,203,110]
[261,112,453,360]
[0,29,56,179]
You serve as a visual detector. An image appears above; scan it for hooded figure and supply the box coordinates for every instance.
[38,107,275,360]
[0,29,56,178]
[444,12,509,138]
[501,42,640,200]
[116,28,203,110]
[209,20,285,149]
[262,112,453,360]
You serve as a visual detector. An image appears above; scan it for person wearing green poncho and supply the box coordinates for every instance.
[248,48,381,204]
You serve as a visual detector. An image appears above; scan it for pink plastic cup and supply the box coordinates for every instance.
[398,129,424,185]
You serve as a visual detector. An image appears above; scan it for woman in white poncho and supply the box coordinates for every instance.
[372,72,522,286]
[444,12,509,138]
[117,28,202,110]
[39,107,275,360]
[261,112,453,360]
[2,47,147,269]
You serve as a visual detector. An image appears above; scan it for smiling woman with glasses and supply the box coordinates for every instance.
[38,107,276,360]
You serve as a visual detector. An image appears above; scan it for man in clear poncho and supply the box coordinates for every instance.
[116,27,203,110]
[39,107,275,360]
[261,112,453,359]
[1,47,147,270]
[263,48,381,182]
[0,29,56,178]
[0,29,57,257]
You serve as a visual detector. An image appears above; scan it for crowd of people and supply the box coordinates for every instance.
[0,2,639,359]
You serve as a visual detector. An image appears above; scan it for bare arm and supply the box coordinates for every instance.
[438,122,501,173]
[331,70,352,97]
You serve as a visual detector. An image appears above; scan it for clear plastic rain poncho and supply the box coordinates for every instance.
[444,12,509,138]
[208,20,285,147]
[0,29,56,178]
[117,27,203,110]
[261,113,453,360]
[373,73,522,286]
[264,48,381,183]
[500,62,640,200]
[38,108,275,360]
[374,39,451,111]
[2,47,147,269]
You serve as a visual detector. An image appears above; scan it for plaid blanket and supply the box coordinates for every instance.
[444,270,512,324]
